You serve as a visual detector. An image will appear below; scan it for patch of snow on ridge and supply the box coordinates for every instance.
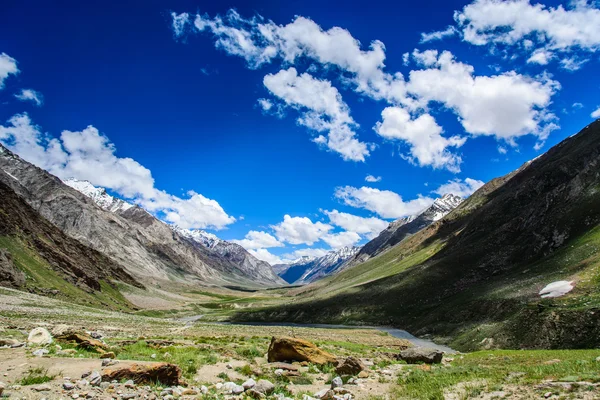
[63,178,134,213]
[539,280,574,298]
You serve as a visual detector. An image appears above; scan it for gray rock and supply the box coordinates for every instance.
[63,381,76,390]
[32,348,49,357]
[246,388,266,399]
[399,347,443,364]
[200,385,208,394]
[33,384,52,391]
[28,327,53,345]
[242,378,256,390]
[331,376,343,389]
[336,357,366,376]
[89,371,102,386]
[121,394,136,399]
[254,379,275,395]
[232,384,245,395]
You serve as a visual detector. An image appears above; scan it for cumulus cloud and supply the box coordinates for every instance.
[375,107,465,172]
[14,89,43,106]
[173,8,562,166]
[592,106,600,119]
[322,231,361,248]
[263,68,370,161]
[0,53,18,89]
[282,248,330,260]
[232,230,283,249]
[433,178,485,198]
[324,209,388,239]
[0,113,235,230]
[248,248,285,265]
[334,186,433,219]
[453,0,600,67]
[271,215,333,245]
[365,174,381,182]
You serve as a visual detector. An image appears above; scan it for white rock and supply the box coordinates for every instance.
[201,385,208,394]
[32,348,49,357]
[232,384,245,395]
[28,327,53,345]
[539,281,574,298]
[331,376,343,389]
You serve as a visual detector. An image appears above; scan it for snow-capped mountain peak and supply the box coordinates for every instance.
[63,178,134,213]
[279,246,361,285]
[427,193,463,221]
[171,225,222,248]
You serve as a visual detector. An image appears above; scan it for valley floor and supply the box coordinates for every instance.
[2,287,600,400]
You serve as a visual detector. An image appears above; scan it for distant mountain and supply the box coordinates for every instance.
[346,193,463,267]
[173,226,285,285]
[278,246,361,284]
[0,147,283,288]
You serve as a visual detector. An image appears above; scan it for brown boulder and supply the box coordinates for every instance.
[336,356,366,375]
[267,337,337,365]
[55,331,108,352]
[101,363,181,386]
[399,347,443,364]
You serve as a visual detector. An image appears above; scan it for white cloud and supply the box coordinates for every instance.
[0,113,235,230]
[324,209,388,239]
[263,68,369,162]
[572,102,584,109]
[271,215,332,245]
[420,26,457,43]
[248,248,285,265]
[454,0,600,66]
[559,56,588,71]
[14,89,43,106]
[592,106,600,119]
[322,231,361,248]
[171,12,190,37]
[334,186,434,219]
[173,9,562,165]
[527,49,553,65]
[375,106,465,173]
[282,248,329,260]
[232,230,283,249]
[433,178,485,198]
[405,51,560,144]
[257,98,273,111]
[0,53,18,89]
[365,174,381,182]
[498,146,507,154]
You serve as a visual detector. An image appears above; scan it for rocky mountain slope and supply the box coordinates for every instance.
[0,146,283,288]
[0,175,140,309]
[278,247,361,284]
[346,194,462,267]
[236,120,600,350]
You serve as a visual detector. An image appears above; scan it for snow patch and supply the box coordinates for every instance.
[539,280,574,298]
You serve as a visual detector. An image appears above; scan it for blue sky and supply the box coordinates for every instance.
[1,0,599,264]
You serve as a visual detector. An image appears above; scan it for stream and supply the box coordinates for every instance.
[218,321,456,353]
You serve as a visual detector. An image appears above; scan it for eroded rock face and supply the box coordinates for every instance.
[55,331,108,353]
[267,337,337,365]
[336,356,366,375]
[101,363,181,386]
[399,347,443,364]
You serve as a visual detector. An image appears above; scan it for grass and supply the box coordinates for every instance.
[0,236,131,311]
[19,367,56,385]
[394,350,600,400]
[115,340,219,379]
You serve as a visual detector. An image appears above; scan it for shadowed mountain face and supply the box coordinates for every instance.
[236,120,600,350]
[0,146,283,288]
[0,176,140,301]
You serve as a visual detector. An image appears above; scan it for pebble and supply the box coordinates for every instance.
[63,381,76,390]
[32,348,49,357]
[33,384,52,391]
[331,376,343,389]
[243,378,256,389]
[88,371,101,386]
[121,394,136,399]
[225,363,233,369]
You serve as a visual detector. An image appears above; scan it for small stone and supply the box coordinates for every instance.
[544,392,553,398]
[274,368,284,376]
[124,380,135,388]
[150,354,156,359]
[246,388,266,399]
[181,388,197,395]
[100,352,115,359]
[200,385,208,394]
[121,394,136,399]
[81,371,92,379]
[33,384,52,391]
[72,394,80,399]
[63,381,76,390]
[331,376,343,389]
[226,363,233,369]
[242,378,256,390]
[0,381,5,396]
[215,383,223,390]
[254,379,275,395]
[32,348,49,357]
[89,371,101,386]
[100,382,110,389]
[357,371,369,379]
[595,356,600,362]
[232,384,245,395]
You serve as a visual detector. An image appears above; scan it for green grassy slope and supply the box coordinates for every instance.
[235,120,600,351]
